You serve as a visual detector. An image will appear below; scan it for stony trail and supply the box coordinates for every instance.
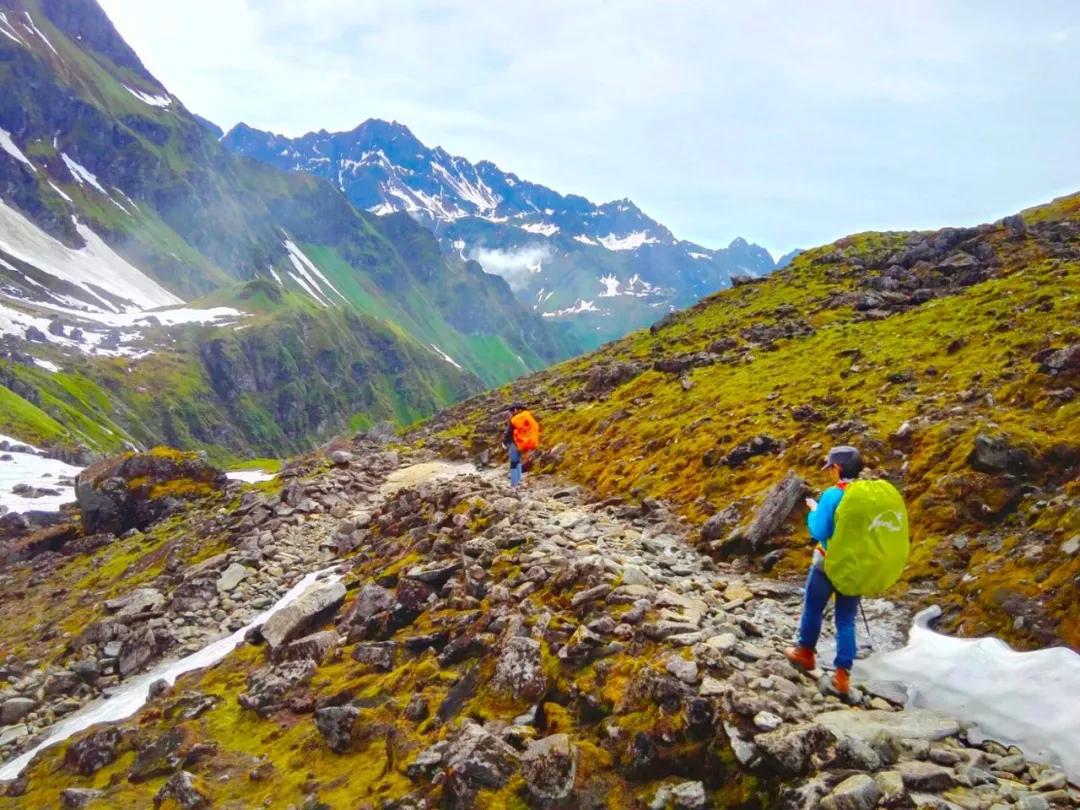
[1,439,1076,807]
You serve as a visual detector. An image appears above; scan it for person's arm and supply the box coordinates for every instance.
[503,420,514,446]
[807,486,843,544]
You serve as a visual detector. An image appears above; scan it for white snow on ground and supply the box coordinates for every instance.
[573,234,598,246]
[0,444,82,514]
[598,231,658,251]
[0,200,183,312]
[520,222,559,236]
[689,252,710,260]
[855,605,1080,782]
[284,240,349,305]
[598,274,620,297]
[33,358,59,372]
[122,85,171,108]
[22,11,58,55]
[226,470,275,484]
[429,343,463,370]
[542,299,598,318]
[0,300,242,358]
[268,267,283,285]
[60,154,107,195]
[0,568,342,782]
[0,128,35,172]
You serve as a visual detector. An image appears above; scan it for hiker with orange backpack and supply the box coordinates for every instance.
[503,403,540,487]
[786,446,910,695]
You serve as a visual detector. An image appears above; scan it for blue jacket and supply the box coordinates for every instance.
[807,484,846,549]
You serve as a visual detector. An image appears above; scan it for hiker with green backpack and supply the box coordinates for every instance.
[786,446,910,694]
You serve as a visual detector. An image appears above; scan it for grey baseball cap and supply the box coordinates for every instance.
[822,445,861,469]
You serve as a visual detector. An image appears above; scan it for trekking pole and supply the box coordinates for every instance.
[859,602,874,652]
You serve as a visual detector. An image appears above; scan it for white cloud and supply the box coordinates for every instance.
[470,244,550,290]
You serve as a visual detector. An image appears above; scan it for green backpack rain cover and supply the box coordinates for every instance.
[824,479,910,597]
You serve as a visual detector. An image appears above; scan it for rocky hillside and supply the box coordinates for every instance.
[1,439,1075,808]
[0,0,573,463]
[417,193,1080,652]
[223,120,778,348]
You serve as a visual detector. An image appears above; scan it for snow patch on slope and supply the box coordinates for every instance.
[0,129,35,172]
[123,85,172,108]
[60,154,107,195]
[598,274,620,297]
[542,299,598,318]
[22,11,58,55]
[429,343,463,370]
[598,231,658,252]
[0,444,81,514]
[0,12,25,44]
[284,239,349,307]
[856,605,1080,782]
[0,200,182,311]
[519,222,559,237]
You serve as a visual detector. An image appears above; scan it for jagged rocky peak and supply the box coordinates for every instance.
[222,117,777,346]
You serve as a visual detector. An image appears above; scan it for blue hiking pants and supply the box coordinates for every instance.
[797,556,860,670]
[508,444,522,487]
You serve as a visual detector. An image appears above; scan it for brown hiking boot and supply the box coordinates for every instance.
[784,646,816,672]
[832,668,851,695]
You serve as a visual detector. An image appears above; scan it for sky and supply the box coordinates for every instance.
[97,0,1080,257]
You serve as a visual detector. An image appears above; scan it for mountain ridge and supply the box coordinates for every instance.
[0,0,574,463]
[222,117,777,348]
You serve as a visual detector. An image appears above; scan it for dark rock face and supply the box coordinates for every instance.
[118,625,159,677]
[152,770,210,809]
[75,449,227,534]
[585,362,644,394]
[521,733,578,801]
[63,727,126,776]
[1039,344,1080,378]
[491,636,547,701]
[967,434,1036,478]
[713,471,806,555]
[238,660,317,717]
[260,581,346,649]
[718,435,780,468]
[314,705,359,753]
[129,727,192,782]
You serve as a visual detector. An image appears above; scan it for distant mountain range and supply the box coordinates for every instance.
[223,121,781,347]
[0,0,573,461]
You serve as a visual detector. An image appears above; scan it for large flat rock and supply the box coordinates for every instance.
[815,708,960,743]
[261,581,346,649]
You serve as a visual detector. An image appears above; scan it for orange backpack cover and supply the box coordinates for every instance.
[511,410,540,452]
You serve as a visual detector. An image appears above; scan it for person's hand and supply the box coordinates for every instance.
[805,497,818,511]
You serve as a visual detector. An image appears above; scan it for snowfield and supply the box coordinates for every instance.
[0,127,35,172]
[0,199,182,311]
[520,222,559,236]
[542,299,599,318]
[0,436,82,513]
[226,470,276,484]
[123,85,172,108]
[598,231,658,251]
[856,605,1080,782]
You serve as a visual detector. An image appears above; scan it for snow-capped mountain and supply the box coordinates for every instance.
[0,0,576,462]
[223,120,777,347]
